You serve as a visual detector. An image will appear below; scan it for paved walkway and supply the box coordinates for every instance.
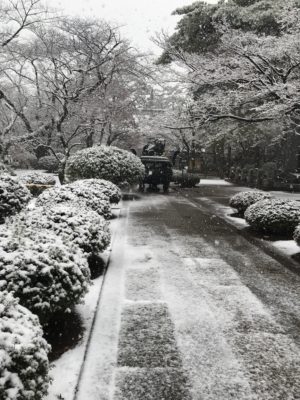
[76,189,300,400]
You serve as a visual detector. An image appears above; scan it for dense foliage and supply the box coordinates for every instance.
[0,291,50,400]
[172,170,200,188]
[245,198,300,235]
[0,175,32,223]
[37,155,62,173]
[15,204,111,254]
[65,146,145,185]
[229,190,272,214]
[36,185,112,219]
[20,172,56,186]
[0,229,90,323]
[66,179,122,204]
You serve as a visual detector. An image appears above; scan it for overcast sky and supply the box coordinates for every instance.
[49,0,218,54]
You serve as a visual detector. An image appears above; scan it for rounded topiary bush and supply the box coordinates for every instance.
[0,174,32,223]
[20,172,56,186]
[293,224,300,246]
[245,199,300,236]
[0,291,50,400]
[67,179,122,204]
[65,145,145,185]
[229,190,272,215]
[38,154,63,173]
[0,229,90,323]
[15,204,111,254]
[36,185,112,219]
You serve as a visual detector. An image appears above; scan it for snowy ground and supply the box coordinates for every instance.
[56,192,300,400]
[196,196,300,260]
[46,210,121,400]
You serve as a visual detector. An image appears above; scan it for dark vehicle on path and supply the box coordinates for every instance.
[139,156,173,193]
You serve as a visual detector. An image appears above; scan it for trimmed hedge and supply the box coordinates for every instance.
[0,291,50,400]
[245,199,300,236]
[0,229,90,323]
[67,179,122,204]
[36,185,112,219]
[172,170,200,188]
[0,174,32,223]
[38,154,63,173]
[15,204,111,255]
[229,190,272,215]
[19,172,56,186]
[65,145,145,185]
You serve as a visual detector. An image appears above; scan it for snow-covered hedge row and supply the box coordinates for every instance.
[229,190,272,215]
[67,179,122,204]
[0,229,90,323]
[0,291,50,400]
[65,145,145,185]
[36,185,112,219]
[0,175,32,223]
[293,224,300,246]
[15,204,111,254]
[245,199,300,235]
[20,172,56,186]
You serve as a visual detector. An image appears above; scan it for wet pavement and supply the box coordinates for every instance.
[76,182,300,400]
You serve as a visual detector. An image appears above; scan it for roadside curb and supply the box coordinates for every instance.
[175,192,300,276]
[72,207,122,400]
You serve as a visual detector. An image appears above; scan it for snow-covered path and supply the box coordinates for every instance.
[76,193,300,400]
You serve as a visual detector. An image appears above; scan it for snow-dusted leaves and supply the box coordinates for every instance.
[0,291,50,400]
[19,172,56,186]
[0,230,90,323]
[67,179,122,204]
[245,198,300,236]
[14,204,111,255]
[36,184,112,219]
[229,190,272,215]
[0,175,32,223]
[65,145,145,186]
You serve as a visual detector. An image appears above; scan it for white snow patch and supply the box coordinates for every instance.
[272,240,299,256]
[46,276,104,400]
[200,179,233,186]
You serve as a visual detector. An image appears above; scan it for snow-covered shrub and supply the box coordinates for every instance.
[0,229,90,323]
[293,224,300,246]
[0,162,15,176]
[245,199,300,235]
[0,174,32,223]
[173,171,200,187]
[65,145,145,185]
[36,185,112,219]
[67,179,122,204]
[0,291,50,400]
[20,172,56,186]
[229,190,272,215]
[15,204,111,254]
[38,154,63,173]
